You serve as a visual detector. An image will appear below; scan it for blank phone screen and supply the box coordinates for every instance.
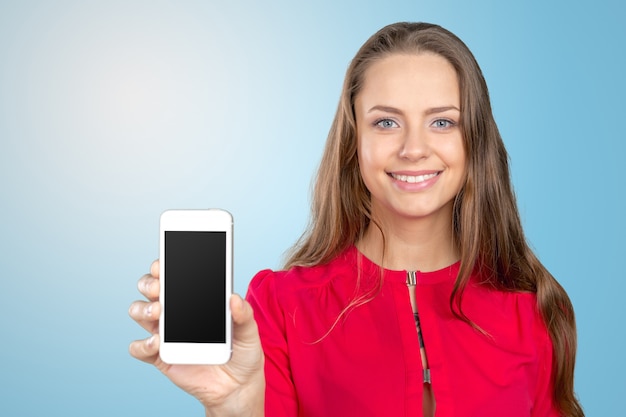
[164,231,226,343]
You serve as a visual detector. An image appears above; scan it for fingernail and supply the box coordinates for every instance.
[235,295,244,312]
[146,334,156,348]
[144,303,153,318]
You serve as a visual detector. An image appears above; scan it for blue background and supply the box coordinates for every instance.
[1,0,623,415]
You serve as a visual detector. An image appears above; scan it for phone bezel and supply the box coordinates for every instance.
[158,209,233,365]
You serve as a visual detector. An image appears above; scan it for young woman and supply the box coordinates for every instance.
[129,22,584,417]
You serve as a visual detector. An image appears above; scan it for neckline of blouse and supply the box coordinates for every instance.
[347,245,461,285]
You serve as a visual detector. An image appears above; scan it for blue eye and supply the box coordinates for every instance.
[375,119,398,129]
[432,119,455,129]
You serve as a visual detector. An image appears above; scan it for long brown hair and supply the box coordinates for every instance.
[285,22,583,416]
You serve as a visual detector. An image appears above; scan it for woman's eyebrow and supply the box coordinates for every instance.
[367,105,404,115]
[367,105,460,115]
[424,105,460,115]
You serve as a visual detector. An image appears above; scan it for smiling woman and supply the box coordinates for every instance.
[129,22,584,417]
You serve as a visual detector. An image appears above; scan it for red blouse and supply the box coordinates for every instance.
[246,246,559,417]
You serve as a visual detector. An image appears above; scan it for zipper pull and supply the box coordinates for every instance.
[423,369,431,384]
[406,270,417,286]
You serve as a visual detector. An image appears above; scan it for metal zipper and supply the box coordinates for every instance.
[407,270,432,384]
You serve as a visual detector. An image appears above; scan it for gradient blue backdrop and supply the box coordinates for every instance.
[1,0,623,415]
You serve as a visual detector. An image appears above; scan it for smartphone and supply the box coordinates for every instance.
[159,209,233,364]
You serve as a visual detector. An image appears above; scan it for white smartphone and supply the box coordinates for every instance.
[159,209,233,365]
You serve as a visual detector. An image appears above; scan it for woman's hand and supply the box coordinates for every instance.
[129,260,265,417]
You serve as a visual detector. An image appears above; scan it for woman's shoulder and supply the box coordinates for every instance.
[245,247,364,332]
[247,246,358,300]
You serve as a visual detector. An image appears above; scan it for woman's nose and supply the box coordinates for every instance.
[398,126,429,161]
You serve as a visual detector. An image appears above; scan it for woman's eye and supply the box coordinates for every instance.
[375,119,398,129]
[432,119,455,129]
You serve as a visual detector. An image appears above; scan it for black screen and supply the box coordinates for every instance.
[164,231,226,343]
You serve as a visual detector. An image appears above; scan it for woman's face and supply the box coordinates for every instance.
[354,52,466,224]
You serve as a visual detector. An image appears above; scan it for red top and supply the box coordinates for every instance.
[246,246,559,417]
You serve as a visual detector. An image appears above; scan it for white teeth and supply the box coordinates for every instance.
[391,172,438,183]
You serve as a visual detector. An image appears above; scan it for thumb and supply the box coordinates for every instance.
[231,292,252,320]
[227,294,264,374]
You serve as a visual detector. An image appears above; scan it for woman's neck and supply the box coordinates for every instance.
[356,213,459,272]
